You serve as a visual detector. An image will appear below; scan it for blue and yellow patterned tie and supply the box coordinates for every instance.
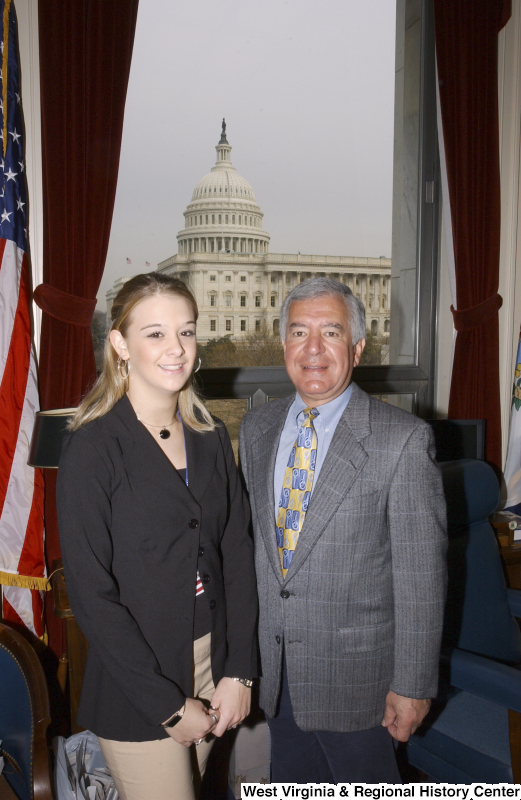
[276,407,319,577]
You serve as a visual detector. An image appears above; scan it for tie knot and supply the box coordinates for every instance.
[303,407,319,422]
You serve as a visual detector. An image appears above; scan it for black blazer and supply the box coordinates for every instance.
[56,395,258,742]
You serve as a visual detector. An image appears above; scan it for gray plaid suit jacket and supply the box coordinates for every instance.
[239,383,447,733]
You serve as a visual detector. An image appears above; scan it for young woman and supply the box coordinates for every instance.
[57,273,258,800]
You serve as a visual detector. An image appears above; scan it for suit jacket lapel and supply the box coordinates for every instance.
[285,384,371,581]
[183,422,218,504]
[250,396,294,586]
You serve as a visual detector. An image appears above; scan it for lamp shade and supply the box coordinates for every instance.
[28,408,77,468]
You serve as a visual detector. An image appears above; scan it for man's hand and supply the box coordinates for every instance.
[381,691,430,742]
[165,698,215,747]
[209,677,252,737]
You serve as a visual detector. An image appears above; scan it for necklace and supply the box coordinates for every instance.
[136,413,178,440]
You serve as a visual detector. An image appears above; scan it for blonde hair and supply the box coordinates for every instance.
[70,273,215,433]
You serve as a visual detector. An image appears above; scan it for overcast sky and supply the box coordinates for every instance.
[99,0,396,308]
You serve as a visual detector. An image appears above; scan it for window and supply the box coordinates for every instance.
[255,320,261,332]
[240,319,246,332]
[240,275,246,282]
[200,216,202,224]
[273,319,280,335]
[232,215,235,224]
[210,275,216,282]
[271,295,276,307]
[225,275,231,282]
[225,319,232,331]
[255,295,261,308]
[225,295,232,307]
[240,295,246,307]
[225,215,229,224]
[210,295,216,307]
[218,214,222,224]
[210,319,216,332]
[106,0,439,421]
[205,215,208,224]
[371,319,378,335]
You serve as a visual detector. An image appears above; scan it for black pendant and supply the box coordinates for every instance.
[159,428,170,440]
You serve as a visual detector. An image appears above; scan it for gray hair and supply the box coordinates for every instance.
[279,277,366,343]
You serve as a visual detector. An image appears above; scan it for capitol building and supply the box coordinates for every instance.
[107,124,391,344]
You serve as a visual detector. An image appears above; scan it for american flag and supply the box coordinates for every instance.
[126,257,132,264]
[0,0,46,637]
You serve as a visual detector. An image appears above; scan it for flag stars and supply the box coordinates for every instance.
[5,167,17,182]
[15,92,20,104]
[1,209,12,224]
[9,129,20,145]
[17,198,25,211]
[18,161,24,173]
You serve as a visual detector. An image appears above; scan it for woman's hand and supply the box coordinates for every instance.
[209,678,251,737]
[165,698,216,747]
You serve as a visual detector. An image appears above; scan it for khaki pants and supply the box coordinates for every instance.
[98,633,215,800]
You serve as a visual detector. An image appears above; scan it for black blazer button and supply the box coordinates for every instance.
[280,590,290,599]
[198,547,204,557]
[189,519,199,529]
[209,599,216,610]
[276,635,281,644]
[202,574,210,584]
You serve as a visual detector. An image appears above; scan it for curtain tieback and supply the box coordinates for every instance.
[33,284,96,328]
[450,292,503,332]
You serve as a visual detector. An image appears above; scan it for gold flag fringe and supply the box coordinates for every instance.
[0,570,51,591]
[2,0,10,158]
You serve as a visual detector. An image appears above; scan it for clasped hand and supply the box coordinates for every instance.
[165,678,251,747]
[164,698,217,747]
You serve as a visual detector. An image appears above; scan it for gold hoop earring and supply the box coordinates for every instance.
[193,357,202,374]
[117,357,130,379]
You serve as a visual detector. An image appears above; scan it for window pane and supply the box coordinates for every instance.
[102,0,427,376]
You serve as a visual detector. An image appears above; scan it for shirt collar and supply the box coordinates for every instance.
[293,383,353,426]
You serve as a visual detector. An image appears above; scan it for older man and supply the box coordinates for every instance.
[239,278,446,784]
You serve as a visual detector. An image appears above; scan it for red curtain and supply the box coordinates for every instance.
[36,0,139,656]
[434,0,511,470]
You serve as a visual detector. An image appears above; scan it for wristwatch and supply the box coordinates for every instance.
[162,703,186,728]
[230,677,254,688]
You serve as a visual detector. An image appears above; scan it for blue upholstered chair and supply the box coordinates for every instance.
[0,622,53,800]
[407,459,521,784]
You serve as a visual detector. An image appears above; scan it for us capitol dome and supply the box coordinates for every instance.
[108,122,391,345]
[177,120,270,257]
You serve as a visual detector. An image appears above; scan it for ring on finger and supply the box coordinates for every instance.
[210,712,218,727]
[194,738,204,746]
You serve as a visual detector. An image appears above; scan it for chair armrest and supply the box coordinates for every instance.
[449,648,521,713]
[507,588,521,618]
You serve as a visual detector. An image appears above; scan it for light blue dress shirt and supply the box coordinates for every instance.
[273,384,353,519]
